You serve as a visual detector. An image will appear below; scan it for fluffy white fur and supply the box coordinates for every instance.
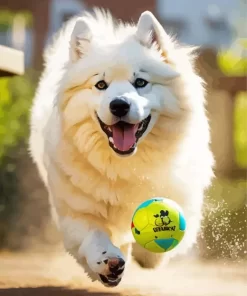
[29,9,214,287]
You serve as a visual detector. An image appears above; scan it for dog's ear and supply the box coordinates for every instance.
[136,11,173,59]
[70,18,92,62]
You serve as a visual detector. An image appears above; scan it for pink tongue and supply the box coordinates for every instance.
[112,124,138,151]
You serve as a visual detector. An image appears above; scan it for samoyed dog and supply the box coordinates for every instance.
[29,9,214,287]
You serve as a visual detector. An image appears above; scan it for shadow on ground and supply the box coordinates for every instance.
[0,287,122,296]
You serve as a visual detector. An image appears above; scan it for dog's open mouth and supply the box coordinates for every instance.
[97,115,151,155]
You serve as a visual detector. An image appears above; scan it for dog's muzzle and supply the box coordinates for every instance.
[96,113,151,156]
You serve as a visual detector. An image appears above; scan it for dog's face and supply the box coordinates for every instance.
[60,11,199,162]
[85,41,178,157]
[94,63,156,156]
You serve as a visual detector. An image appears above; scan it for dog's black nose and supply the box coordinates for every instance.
[110,98,130,117]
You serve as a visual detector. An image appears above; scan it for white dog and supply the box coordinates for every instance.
[29,9,214,287]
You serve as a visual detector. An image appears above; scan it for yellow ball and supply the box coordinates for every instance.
[131,197,186,253]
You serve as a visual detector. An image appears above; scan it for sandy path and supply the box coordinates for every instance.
[0,250,246,296]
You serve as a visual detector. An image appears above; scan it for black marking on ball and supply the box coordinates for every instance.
[97,261,101,264]
[102,251,107,254]
[103,259,108,264]
[135,228,140,235]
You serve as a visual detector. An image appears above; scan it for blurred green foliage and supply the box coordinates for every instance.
[217,38,247,169]
[0,9,33,31]
[234,92,247,168]
[0,72,37,244]
[0,74,35,163]
[202,37,247,258]
[217,39,247,76]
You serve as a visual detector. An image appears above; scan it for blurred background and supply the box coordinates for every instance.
[0,0,246,295]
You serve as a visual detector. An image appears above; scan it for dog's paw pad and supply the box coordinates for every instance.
[108,257,125,273]
[99,274,121,287]
[98,257,125,287]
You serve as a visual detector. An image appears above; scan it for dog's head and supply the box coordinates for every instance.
[60,10,203,162]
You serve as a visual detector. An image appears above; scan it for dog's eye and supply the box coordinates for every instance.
[134,78,148,88]
[95,80,108,90]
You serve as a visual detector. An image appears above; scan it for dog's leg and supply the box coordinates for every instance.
[120,243,132,266]
[61,216,126,287]
[132,242,166,268]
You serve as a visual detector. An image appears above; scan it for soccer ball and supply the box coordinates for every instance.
[131,197,186,253]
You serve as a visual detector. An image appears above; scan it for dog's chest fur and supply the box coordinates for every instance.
[52,139,186,222]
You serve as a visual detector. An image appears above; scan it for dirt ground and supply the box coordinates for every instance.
[0,249,246,296]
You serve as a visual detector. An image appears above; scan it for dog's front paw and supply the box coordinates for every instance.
[79,230,126,287]
[89,249,126,287]
[98,255,125,287]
